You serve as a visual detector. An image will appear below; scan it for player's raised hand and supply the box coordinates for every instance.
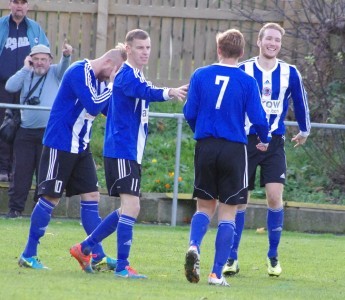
[62,39,73,57]
[168,84,189,101]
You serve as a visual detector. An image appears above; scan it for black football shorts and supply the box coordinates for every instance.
[193,137,248,205]
[104,157,141,197]
[38,146,98,198]
[247,134,286,190]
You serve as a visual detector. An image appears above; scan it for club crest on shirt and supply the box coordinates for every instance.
[263,86,272,97]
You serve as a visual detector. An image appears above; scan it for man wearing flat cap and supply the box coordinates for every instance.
[4,41,72,219]
[0,0,49,183]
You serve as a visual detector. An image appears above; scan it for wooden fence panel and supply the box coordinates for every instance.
[46,12,58,56]
[80,12,97,59]
[0,9,9,17]
[182,0,197,80]
[0,0,313,86]
[219,0,231,33]
[107,14,116,49]
[113,0,127,46]
[58,12,71,57]
[95,0,109,56]
[171,1,184,81]
[146,0,162,81]
[193,0,207,70]
[138,0,151,33]
[159,17,172,80]
[127,0,140,31]
[34,10,48,34]
[204,20,218,65]
[69,12,82,58]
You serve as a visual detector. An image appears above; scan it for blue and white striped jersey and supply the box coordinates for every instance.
[43,59,110,153]
[240,57,310,136]
[183,63,270,144]
[103,62,170,164]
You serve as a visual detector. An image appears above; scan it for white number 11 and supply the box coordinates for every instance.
[215,75,229,109]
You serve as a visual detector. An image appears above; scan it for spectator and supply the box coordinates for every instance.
[5,41,72,219]
[223,23,310,278]
[0,0,49,182]
[18,44,126,270]
[183,28,270,287]
[69,29,188,278]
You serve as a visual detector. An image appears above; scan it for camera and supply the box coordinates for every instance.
[26,97,40,105]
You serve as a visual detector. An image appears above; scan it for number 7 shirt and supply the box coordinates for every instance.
[183,63,270,144]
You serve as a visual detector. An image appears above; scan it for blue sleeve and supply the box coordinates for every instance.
[101,102,109,116]
[290,67,310,134]
[183,73,199,132]
[68,64,110,116]
[183,73,198,132]
[118,69,165,103]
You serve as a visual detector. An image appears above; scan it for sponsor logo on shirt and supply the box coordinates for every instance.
[5,37,30,51]
[262,99,282,115]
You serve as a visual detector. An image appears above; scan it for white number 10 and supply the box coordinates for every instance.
[215,75,229,109]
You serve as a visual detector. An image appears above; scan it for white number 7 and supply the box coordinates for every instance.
[215,75,229,109]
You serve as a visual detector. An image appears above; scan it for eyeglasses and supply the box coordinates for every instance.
[32,57,50,63]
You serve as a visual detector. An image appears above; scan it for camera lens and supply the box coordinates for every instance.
[27,97,40,105]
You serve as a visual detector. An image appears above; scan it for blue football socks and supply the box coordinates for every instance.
[81,209,120,255]
[267,207,284,258]
[189,212,210,254]
[80,201,105,260]
[229,209,246,260]
[23,197,55,258]
[212,220,235,278]
[116,214,136,272]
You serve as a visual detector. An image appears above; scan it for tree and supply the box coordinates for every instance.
[231,0,345,196]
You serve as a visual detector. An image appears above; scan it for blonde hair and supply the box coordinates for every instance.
[115,42,127,61]
[216,29,245,58]
[258,23,285,41]
[102,44,127,62]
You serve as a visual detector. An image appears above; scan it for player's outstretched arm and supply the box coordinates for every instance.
[168,84,189,101]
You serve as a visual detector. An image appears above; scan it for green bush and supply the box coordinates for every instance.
[91,102,345,205]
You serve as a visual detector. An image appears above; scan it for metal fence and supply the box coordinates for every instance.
[1,102,345,225]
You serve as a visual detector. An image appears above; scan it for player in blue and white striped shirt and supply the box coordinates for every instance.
[19,46,126,271]
[223,23,311,278]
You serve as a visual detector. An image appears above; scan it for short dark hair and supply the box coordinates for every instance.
[125,29,149,44]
